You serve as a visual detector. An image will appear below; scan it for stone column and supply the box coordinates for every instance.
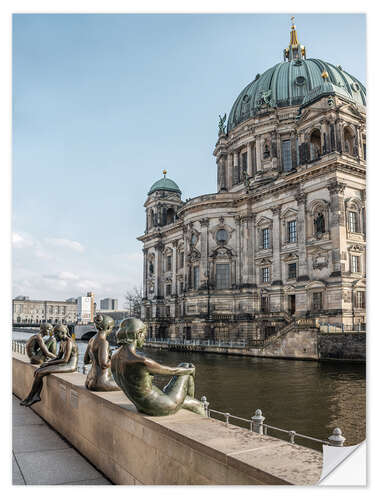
[142,248,148,299]
[328,180,347,275]
[227,153,233,189]
[182,226,188,292]
[295,191,308,280]
[233,151,239,185]
[241,216,250,284]
[172,240,178,295]
[247,143,252,175]
[200,218,209,285]
[155,242,164,298]
[256,136,262,172]
[248,214,256,285]
[235,216,241,285]
[271,207,281,285]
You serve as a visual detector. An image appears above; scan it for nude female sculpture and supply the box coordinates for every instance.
[83,313,120,392]
[21,324,78,407]
[26,323,57,365]
[111,318,205,417]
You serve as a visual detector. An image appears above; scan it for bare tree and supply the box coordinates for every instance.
[124,286,143,318]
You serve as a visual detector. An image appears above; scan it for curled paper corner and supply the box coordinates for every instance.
[319,441,366,486]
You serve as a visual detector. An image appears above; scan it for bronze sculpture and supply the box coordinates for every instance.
[111,318,205,416]
[83,313,120,392]
[20,324,78,407]
[25,323,57,365]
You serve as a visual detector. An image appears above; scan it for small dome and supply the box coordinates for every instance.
[148,175,182,196]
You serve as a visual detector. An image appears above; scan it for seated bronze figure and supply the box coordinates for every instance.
[26,323,57,365]
[21,324,78,407]
[84,313,120,392]
[111,318,205,416]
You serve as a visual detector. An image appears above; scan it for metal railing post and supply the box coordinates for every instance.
[225,412,230,426]
[289,430,296,444]
[251,409,265,434]
[328,427,346,447]
[201,396,209,417]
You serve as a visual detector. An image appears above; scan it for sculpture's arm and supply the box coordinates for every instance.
[144,358,194,376]
[40,341,72,367]
[83,343,91,365]
[37,337,56,359]
[98,341,110,370]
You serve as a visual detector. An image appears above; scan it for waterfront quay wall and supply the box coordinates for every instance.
[146,328,365,361]
[12,353,322,485]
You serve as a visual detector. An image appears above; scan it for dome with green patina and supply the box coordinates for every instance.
[148,172,182,196]
[227,23,366,133]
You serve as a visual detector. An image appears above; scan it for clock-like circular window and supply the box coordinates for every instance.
[216,229,228,244]
[295,76,306,86]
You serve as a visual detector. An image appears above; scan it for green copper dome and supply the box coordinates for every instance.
[227,23,366,133]
[148,175,182,196]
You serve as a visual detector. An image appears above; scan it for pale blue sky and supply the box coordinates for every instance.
[12,13,366,303]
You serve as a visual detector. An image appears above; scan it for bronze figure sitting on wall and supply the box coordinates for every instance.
[111,318,205,417]
[21,324,78,407]
[26,323,57,365]
[84,313,120,392]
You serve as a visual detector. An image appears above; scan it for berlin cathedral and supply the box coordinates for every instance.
[138,21,366,343]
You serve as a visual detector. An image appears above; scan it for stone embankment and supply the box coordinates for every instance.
[13,352,323,485]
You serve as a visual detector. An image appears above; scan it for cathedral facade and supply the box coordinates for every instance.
[138,23,366,343]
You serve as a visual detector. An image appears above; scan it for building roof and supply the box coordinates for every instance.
[227,22,366,133]
[148,170,182,196]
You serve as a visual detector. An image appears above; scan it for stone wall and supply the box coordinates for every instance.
[318,333,366,361]
[12,353,323,485]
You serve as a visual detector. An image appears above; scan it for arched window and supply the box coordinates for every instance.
[166,208,175,225]
[314,212,326,235]
[343,126,355,155]
[149,209,154,228]
[310,129,321,161]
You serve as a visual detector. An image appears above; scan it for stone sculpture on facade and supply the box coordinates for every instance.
[84,313,120,392]
[218,113,227,136]
[21,324,78,407]
[25,323,57,365]
[111,318,205,416]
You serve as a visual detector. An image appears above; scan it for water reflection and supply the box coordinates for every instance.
[13,331,365,450]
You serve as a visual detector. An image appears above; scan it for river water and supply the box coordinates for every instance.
[13,330,365,450]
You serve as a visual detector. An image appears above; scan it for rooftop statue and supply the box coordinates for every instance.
[21,324,78,407]
[111,318,205,417]
[84,313,120,392]
[25,323,57,365]
[218,113,227,136]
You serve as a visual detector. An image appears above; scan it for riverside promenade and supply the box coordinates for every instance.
[12,394,111,485]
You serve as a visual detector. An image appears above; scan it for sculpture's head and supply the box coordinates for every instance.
[94,313,115,332]
[40,323,53,337]
[53,324,69,341]
[116,317,147,348]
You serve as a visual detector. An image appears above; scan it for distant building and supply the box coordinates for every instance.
[77,293,95,324]
[12,298,77,324]
[96,309,129,328]
[100,298,118,310]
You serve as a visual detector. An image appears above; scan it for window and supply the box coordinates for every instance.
[179,281,184,294]
[287,220,297,243]
[193,266,200,290]
[251,144,257,176]
[351,255,360,273]
[310,130,321,160]
[348,211,359,233]
[216,229,228,244]
[312,292,323,311]
[166,255,172,272]
[288,263,297,279]
[282,140,292,172]
[180,252,184,268]
[261,296,270,313]
[355,291,365,309]
[241,152,247,179]
[216,263,230,289]
[165,306,170,317]
[262,228,270,249]
[191,234,197,246]
[166,284,171,296]
[262,267,270,283]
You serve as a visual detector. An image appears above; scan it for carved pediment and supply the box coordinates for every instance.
[210,246,234,259]
[255,257,272,265]
[188,249,201,262]
[282,253,299,262]
[256,216,273,227]
[348,244,364,253]
[305,280,326,290]
[281,207,298,220]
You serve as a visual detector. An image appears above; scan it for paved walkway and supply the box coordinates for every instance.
[12,394,112,485]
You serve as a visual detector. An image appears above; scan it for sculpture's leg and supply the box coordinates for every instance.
[21,374,44,406]
[162,363,204,415]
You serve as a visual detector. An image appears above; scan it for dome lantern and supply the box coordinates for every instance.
[284,17,306,62]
